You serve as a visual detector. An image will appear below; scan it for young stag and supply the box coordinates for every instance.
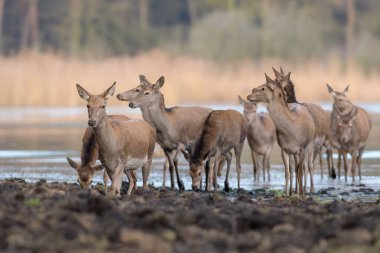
[247,74,315,195]
[66,115,131,192]
[185,110,247,192]
[238,96,276,182]
[117,76,213,191]
[76,82,156,196]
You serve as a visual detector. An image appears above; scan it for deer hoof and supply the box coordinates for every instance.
[178,180,185,191]
[331,169,337,179]
[224,182,230,192]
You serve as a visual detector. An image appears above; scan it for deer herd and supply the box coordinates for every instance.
[66,67,372,197]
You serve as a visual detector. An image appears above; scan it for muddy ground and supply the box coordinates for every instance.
[1,179,380,253]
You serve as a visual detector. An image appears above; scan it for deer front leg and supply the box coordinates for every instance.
[281,150,290,196]
[357,147,364,180]
[234,144,244,190]
[103,170,109,194]
[108,162,123,197]
[142,158,152,190]
[251,151,258,182]
[350,150,358,182]
[125,170,136,196]
[224,151,232,192]
[162,159,168,187]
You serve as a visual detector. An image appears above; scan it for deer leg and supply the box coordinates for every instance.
[357,147,364,180]
[212,152,220,191]
[338,150,342,179]
[342,151,348,182]
[103,170,109,194]
[142,158,152,190]
[108,163,123,197]
[298,150,306,196]
[217,155,225,177]
[319,149,323,178]
[224,151,232,192]
[265,151,271,181]
[308,145,315,193]
[165,149,184,190]
[281,150,290,196]
[125,170,136,196]
[251,151,258,182]
[162,159,168,187]
[205,158,211,191]
[234,144,244,190]
[350,150,358,182]
[303,160,307,194]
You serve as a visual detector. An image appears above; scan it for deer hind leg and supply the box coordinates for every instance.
[281,150,290,196]
[165,149,184,190]
[291,154,297,195]
[103,170,109,194]
[234,144,244,190]
[308,146,315,193]
[319,149,323,178]
[357,147,364,180]
[217,155,226,177]
[298,150,306,196]
[265,150,271,181]
[337,150,342,180]
[125,170,136,196]
[224,151,232,192]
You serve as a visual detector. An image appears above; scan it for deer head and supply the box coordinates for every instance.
[336,106,358,144]
[66,157,103,190]
[181,149,203,191]
[247,73,284,104]
[326,84,352,111]
[116,75,152,102]
[76,82,116,128]
[239,95,257,124]
[127,76,165,108]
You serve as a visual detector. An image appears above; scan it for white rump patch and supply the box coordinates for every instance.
[126,155,148,169]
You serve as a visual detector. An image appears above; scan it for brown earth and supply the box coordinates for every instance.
[0,178,380,253]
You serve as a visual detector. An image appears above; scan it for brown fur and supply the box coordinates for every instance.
[248,74,315,195]
[76,82,156,197]
[189,109,247,191]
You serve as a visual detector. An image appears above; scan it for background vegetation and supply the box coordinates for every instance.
[1,0,379,106]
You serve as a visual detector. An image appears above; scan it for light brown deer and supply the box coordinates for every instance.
[117,75,213,191]
[238,96,276,182]
[247,74,315,195]
[184,110,247,192]
[273,67,329,189]
[329,94,371,181]
[66,115,132,192]
[76,82,156,196]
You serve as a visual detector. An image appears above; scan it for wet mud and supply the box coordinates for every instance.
[1,178,380,253]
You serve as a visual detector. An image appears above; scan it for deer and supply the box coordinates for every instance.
[76,82,156,196]
[327,84,371,181]
[247,74,315,196]
[238,96,276,182]
[182,109,247,192]
[272,67,329,189]
[66,115,137,193]
[116,75,214,191]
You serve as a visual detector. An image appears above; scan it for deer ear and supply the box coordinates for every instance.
[284,72,291,82]
[102,82,116,99]
[265,73,274,84]
[238,95,246,105]
[326,84,336,96]
[272,67,282,80]
[154,76,165,90]
[67,157,79,170]
[181,149,190,162]
[76,84,91,101]
[343,85,350,96]
[280,67,284,74]
[139,75,151,87]
[91,164,104,172]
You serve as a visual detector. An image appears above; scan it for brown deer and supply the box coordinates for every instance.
[184,109,247,192]
[66,115,132,192]
[76,82,156,196]
[272,67,329,188]
[238,96,276,182]
[117,75,213,191]
[333,102,371,181]
[247,74,315,195]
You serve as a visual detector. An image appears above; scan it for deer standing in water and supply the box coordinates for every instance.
[66,115,134,192]
[184,109,247,191]
[117,76,213,191]
[76,82,156,196]
[327,84,371,181]
[248,74,315,196]
[238,96,275,182]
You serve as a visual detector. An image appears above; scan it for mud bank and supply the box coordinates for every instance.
[0,179,380,253]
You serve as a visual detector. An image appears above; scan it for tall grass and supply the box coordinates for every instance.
[1,50,379,107]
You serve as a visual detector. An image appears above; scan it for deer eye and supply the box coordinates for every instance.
[101,105,106,109]
[144,92,150,96]
[261,88,265,91]
[86,105,90,109]
[135,89,139,92]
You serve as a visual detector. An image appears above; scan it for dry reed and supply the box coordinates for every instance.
[1,50,379,107]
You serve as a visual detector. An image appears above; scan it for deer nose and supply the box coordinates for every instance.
[116,94,124,101]
[129,102,135,108]
[88,119,97,127]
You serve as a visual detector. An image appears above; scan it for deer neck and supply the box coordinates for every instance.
[267,93,295,134]
[145,95,171,134]
[92,117,116,151]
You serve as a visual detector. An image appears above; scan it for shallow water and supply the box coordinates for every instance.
[0,104,379,192]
